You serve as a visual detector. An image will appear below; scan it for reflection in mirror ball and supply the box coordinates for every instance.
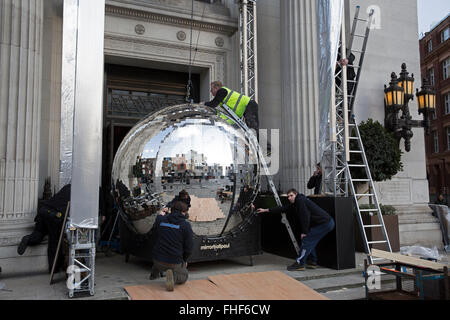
[111,104,261,237]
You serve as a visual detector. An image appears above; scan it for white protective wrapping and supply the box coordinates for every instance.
[60,0,105,229]
[317,0,344,160]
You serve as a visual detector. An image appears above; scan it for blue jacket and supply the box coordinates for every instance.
[151,210,194,264]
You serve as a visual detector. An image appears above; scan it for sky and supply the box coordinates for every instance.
[417,0,450,37]
[142,122,235,166]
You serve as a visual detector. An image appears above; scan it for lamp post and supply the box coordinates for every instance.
[384,63,436,152]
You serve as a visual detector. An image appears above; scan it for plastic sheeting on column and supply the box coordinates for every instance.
[317,0,343,160]
[59,0,78,190]
[60,0,105,229]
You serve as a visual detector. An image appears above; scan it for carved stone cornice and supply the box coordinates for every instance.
[104,33,228,55]
[105,4,237,36]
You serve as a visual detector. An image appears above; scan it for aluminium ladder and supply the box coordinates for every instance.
[347,118,392,264]
[324,5,374,198]
[346,6,374,115]
[217,103,301,256]
[345,6,392,264]
[323,6,392,264]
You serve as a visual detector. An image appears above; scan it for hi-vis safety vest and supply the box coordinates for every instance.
[218,87,251,125]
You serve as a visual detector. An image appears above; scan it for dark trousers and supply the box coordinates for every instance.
[243,100,259,132]
[28,207,65,272]
[151,260,189,285]
[296,219,335,264]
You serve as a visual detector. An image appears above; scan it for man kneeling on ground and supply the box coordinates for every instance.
[150,201,193,291]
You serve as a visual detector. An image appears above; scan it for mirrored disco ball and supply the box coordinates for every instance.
[111,104,260,236]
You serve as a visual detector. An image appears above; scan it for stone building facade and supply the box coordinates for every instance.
[0,0,442,274]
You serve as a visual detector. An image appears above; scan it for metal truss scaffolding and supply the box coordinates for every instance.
[239,0,258,101]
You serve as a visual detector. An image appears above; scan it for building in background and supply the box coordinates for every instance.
[419,14,450,203]
[0,0,443,274]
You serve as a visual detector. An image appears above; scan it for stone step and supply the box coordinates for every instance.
[0,243,49,275]
[295,271,397,300]
[323,286,367,300]
[301,273,366,292]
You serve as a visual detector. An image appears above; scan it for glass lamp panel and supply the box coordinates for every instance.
[396,90,404,105]
[385,91,393,106]
[418,94,425,109]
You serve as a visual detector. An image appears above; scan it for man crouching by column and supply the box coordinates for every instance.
[149,201,193,291]
[256,189,335,271]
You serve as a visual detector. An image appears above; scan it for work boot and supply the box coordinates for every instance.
[287,261,305,271]
[306,261,318,269]
[149,271,164,280]
[149,272,159,280]
[17,235,30,255]
[165,269,174,291]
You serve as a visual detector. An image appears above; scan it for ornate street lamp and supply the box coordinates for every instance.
[384,63,436,152]
[416,77,436,135]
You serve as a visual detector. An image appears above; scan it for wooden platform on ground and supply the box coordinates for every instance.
[124,271,328,300]
[188,195,225,222]
[371,249,447,271]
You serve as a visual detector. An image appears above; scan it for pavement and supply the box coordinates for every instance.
[1,249,448,300]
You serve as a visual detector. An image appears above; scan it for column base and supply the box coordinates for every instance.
[0,243,48,276]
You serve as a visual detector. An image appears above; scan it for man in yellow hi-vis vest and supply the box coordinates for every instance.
[204,81,259,133]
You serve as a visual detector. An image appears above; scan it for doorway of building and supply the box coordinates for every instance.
[100,63,200,240]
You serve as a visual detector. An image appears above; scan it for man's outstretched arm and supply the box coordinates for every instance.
[204,88,227,108]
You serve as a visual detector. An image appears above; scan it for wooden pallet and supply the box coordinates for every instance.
[371,249,447,271]
[125,271,328,300]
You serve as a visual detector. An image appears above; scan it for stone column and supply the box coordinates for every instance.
[39,0,63,196]
[0,0,44,272]
[280,0,320,193]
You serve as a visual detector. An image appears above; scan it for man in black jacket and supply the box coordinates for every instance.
[17,184,71,273]
[307,163,322,195]
[150,201,194,291]
[336,47,356,95]
[257,189,335,271]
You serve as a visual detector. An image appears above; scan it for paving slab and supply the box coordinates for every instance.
[0,250,448,300]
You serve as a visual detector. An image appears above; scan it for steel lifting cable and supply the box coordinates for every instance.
[186,0,195,103]
[186,0,207,103]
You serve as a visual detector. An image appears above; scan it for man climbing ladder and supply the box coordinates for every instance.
[205,81,259,134]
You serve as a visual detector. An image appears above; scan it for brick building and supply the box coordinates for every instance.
[419,14,450,202]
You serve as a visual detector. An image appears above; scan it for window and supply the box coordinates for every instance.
[433,131,439,153]
[445,93,450,114]
[443,58,450,80]
[428,40,433,53]
[447,127,450,150]
[441,27,450,43]
[429,68,435,86]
